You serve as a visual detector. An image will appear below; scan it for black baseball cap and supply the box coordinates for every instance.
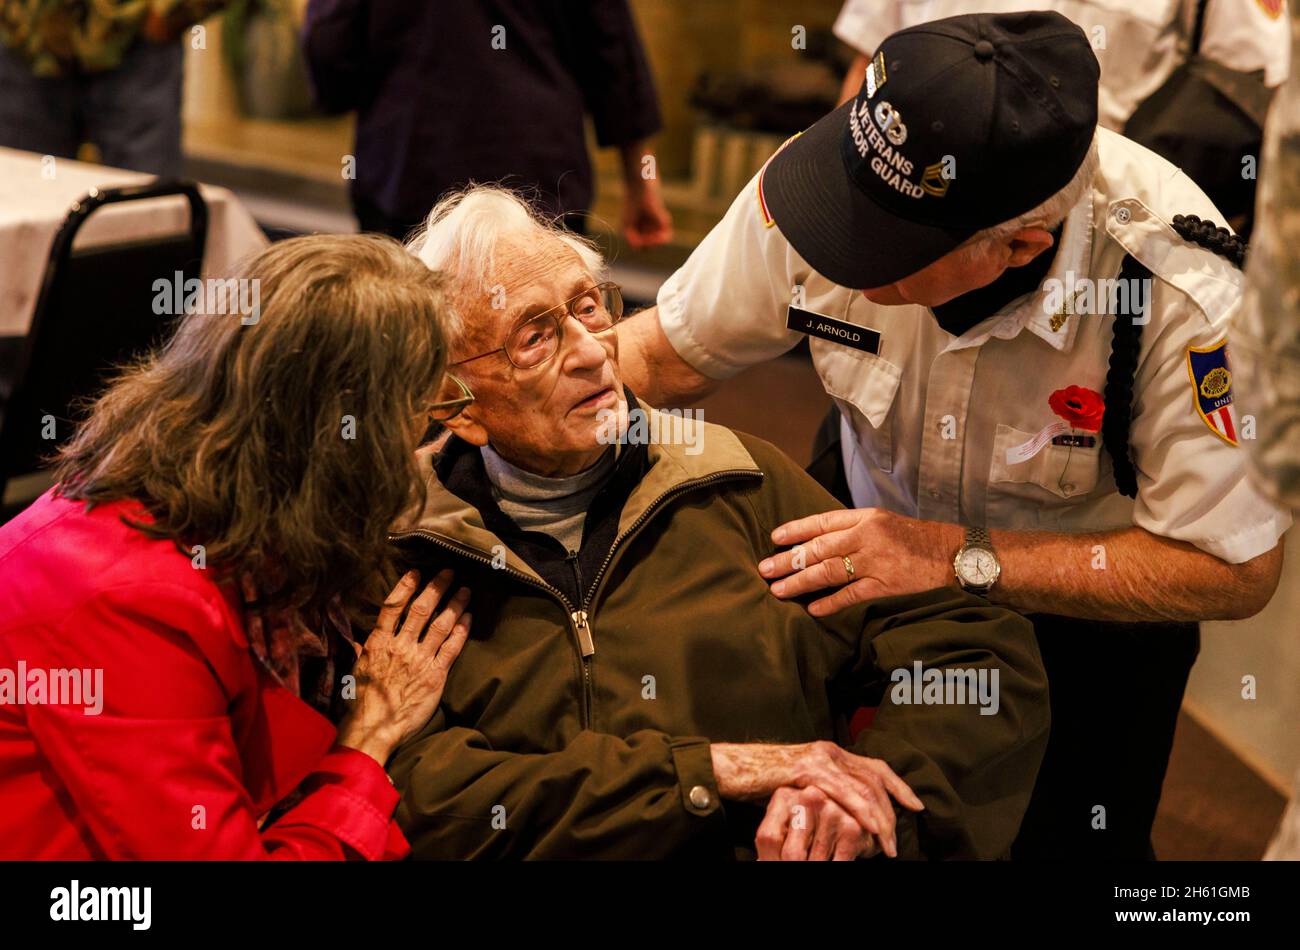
[762,11,1099,289]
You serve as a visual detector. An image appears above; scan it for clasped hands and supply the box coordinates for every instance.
[711,741,924,861]
[711,509,948,859]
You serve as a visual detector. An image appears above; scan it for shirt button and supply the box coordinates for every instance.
[1061,482,1076,494]
[929,489,941,500]
[1114,206,1132,224]
[689,785,712,809]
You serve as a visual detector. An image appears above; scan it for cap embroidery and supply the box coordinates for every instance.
[874,101,908,146]
[920,161,951,198]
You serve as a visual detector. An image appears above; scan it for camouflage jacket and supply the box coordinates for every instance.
[1,0,230,76]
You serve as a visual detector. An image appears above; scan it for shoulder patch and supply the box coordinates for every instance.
[1187,338,1239,446]
[756,132,802,228]
[1257,0,1284,20]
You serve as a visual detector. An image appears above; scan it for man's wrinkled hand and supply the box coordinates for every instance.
[710,740,924,857]
[756,785,882,861]
[758,507,963,616]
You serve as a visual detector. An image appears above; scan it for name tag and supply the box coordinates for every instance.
[1051,434,1096,448]
[787,306,881,355]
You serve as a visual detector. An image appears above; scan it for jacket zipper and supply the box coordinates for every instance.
[566,468,761,729]
[389,468,760,728]
[565,551,595,725]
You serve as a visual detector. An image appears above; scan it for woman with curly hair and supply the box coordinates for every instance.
[0,233,472,859]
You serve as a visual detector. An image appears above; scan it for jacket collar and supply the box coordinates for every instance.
[393,391,762,577]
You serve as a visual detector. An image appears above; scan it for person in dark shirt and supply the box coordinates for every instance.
[302,0,673,246]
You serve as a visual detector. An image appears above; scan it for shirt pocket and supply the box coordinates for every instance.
[988,423,1103,507]
[811,338,902,474]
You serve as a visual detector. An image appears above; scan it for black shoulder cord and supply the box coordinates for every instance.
[1101,213,1247,498]
[1191,0,1209,59]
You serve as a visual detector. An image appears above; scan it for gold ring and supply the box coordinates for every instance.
[843,556,855,581]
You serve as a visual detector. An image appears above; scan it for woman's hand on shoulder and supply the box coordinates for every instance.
[336,570,470,766]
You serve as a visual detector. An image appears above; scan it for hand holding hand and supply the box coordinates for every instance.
[710,740,924,857]
[756,785,883,861]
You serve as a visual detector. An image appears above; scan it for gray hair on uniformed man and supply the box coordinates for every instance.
[963,133,1101,249]
[406,185,607,350]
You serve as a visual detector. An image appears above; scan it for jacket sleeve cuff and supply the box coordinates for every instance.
[669,738,723,818]
[277,747,410,861]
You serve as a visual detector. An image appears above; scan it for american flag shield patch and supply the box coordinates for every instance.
[756,131,801,229]
[1187,339,1239,446]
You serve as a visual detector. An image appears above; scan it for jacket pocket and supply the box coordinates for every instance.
[988,424,1102,506]
[811,338,901,474]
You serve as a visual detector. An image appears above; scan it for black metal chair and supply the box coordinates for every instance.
[0,181,208,520]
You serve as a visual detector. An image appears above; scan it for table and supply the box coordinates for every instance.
[0,147,268,336]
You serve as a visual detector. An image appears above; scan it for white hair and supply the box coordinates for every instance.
[405,184,606,349]
[966,133,1100,246]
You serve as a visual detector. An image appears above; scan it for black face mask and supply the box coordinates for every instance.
[929,223,1065,337]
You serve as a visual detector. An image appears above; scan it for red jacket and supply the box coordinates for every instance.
[0,490,409,860]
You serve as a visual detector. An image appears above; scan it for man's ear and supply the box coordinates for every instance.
[442,406,490,447]
[1006,227,1056,268]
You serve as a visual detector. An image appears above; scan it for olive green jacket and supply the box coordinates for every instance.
[388,411,1049,860]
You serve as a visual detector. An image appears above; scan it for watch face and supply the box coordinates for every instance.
[957,547,999,587]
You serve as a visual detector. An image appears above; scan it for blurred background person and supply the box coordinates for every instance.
[0,0,231,175]
[1233,0,1300,861]
[832,0,1290,237]
[833,0,1288,127]
[0,234,470,859]
[301,0,674,246]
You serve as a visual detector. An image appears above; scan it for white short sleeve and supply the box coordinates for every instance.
[1200,0,1290,88]
[655,170,806,380]
[832,0,902,56]
[1129,289,1292,564]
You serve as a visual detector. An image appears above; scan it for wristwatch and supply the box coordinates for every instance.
[953,526,1001,595]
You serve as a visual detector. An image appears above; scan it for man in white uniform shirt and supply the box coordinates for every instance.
[616,11,1290,859]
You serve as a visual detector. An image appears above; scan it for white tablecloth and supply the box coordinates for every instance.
[0,147,269,336]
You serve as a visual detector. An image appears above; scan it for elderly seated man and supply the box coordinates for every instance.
[388,185,1049,860]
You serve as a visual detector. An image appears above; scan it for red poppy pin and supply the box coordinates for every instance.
[1048,386,1104,432]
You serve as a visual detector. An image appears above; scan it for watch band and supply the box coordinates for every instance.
[965,526,992,549]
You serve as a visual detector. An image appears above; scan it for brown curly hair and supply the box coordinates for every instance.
[54,233,447,621]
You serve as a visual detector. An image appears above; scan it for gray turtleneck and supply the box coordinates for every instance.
[480,443,618,554]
